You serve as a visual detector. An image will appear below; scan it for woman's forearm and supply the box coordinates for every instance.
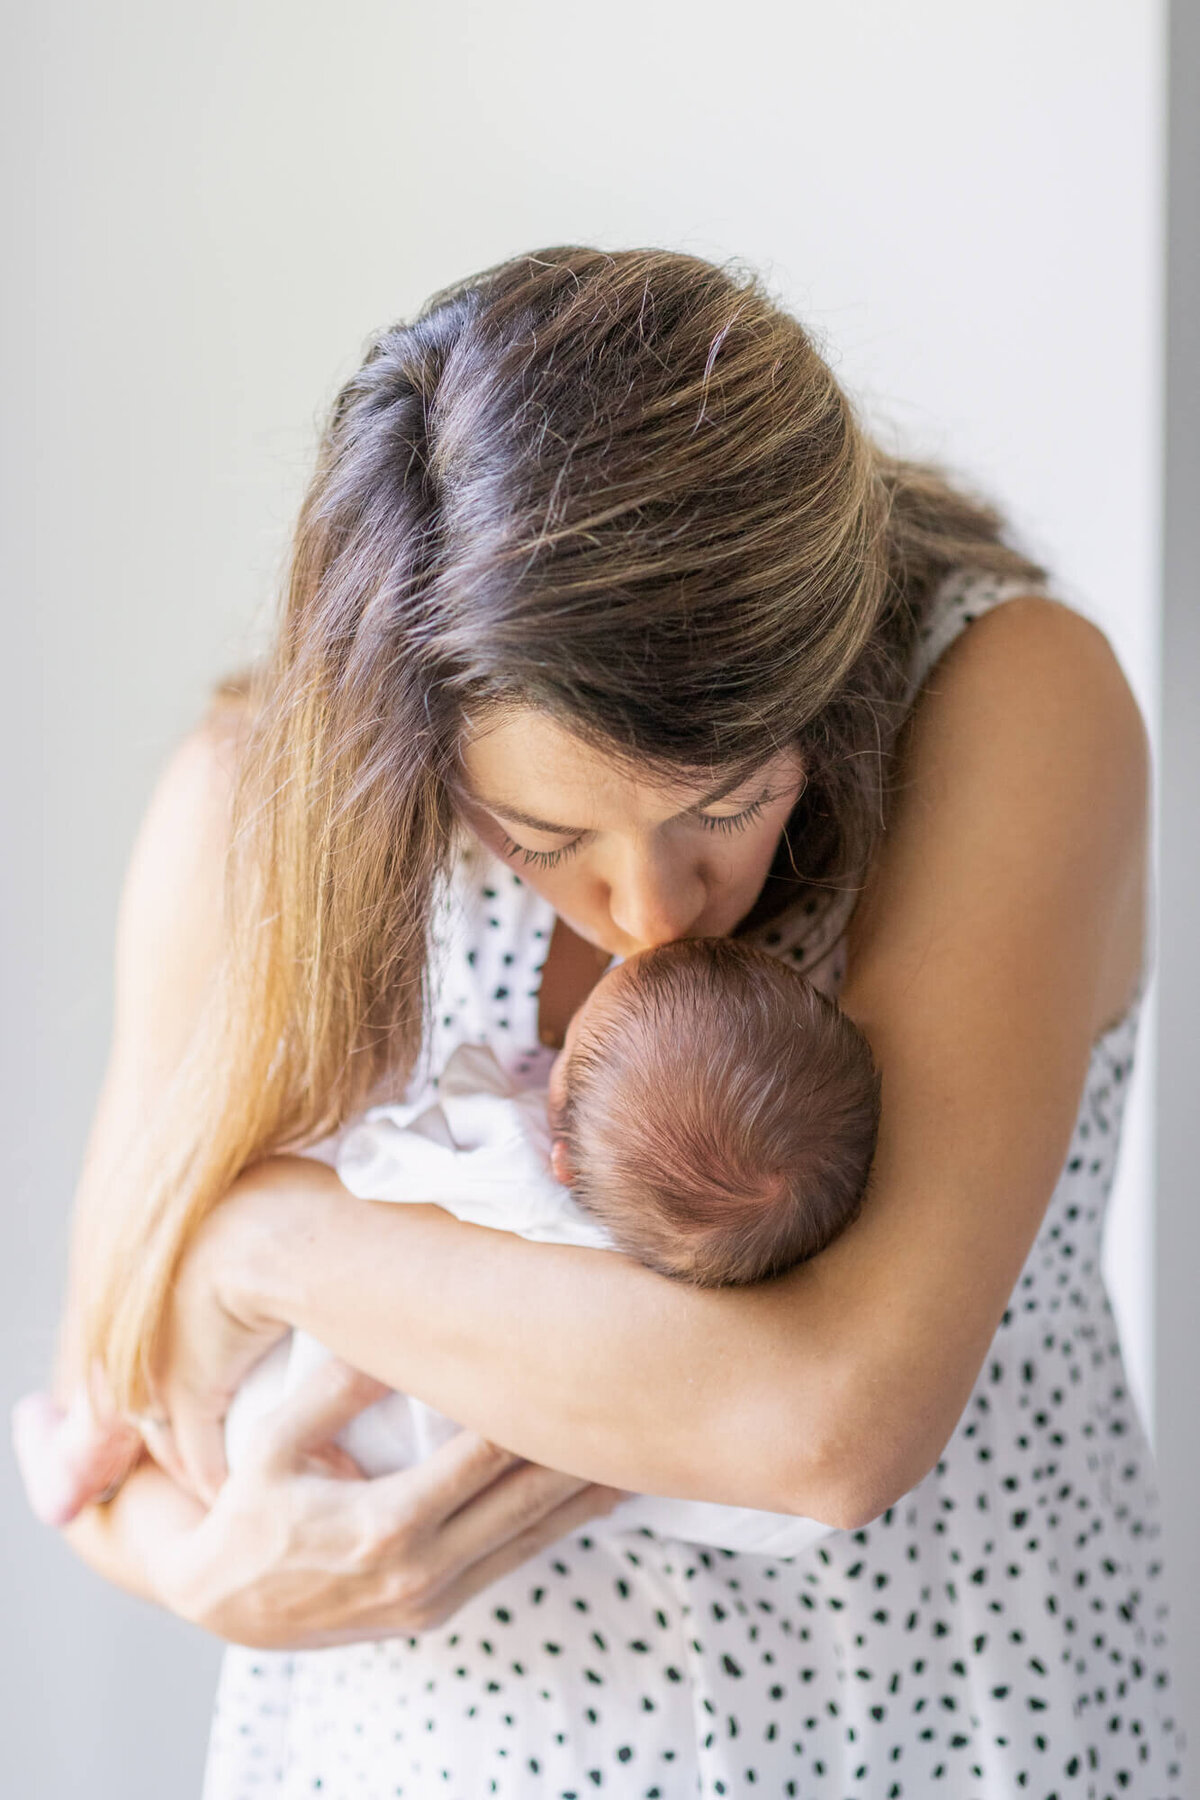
[242,984,1070,1536]
[242,1158,889,1526]
[58,1453,201,1610]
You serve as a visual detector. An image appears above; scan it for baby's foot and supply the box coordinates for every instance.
[11,1386,142,1526]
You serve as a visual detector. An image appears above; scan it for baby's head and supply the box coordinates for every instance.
[547,938,880,1285]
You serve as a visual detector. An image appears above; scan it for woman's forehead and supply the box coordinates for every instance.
[458,708,791,832]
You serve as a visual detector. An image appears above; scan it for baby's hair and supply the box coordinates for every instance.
[558,938,880,1285]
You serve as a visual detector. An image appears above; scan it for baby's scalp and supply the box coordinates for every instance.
[554,938,881,1286]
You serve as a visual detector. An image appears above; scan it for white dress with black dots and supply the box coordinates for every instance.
[200,568,1186,1800]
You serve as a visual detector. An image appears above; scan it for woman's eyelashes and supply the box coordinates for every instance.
[501,834,585,871]
[698,793,771,835]
[499,790,780,870]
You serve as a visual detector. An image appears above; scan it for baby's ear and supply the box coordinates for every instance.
[549,1136,576,1187]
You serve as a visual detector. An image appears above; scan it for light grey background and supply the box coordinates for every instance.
[1157,0,1199,1782]
[2,3,1191,1793]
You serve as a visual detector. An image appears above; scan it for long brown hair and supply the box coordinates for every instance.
[82,245,1047,1409]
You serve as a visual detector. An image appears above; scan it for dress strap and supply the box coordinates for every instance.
[905,565,1051,702]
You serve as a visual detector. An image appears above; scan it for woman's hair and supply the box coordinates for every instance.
[558,938,881,1286]
[83,244,1047,1409]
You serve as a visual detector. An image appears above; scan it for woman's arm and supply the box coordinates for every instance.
[51,718,239,1407]
[212,597,1149,1529]
[57,1449,203,1609]
[52,1358,622,1645]
[40,711,620,1635]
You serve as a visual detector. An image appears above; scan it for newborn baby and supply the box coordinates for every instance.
[17,937,880,1557]
[221,935,880,1554]
[543,935,880,1284]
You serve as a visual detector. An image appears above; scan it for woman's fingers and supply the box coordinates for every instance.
[356,1433,599,1614]
[434,1456,595,1569]
[368,1481,626,1637]
[366,1428,527,1531]
[255,1358,393,1476]
[163,1395,232,1509]
[308,1442,368,1482]
[135,1415,196,1498]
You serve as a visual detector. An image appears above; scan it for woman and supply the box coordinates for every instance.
[42,247,1183,1794]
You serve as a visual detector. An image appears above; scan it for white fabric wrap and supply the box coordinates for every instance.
[223,1041,834,1559]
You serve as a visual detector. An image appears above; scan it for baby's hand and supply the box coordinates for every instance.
[11,1381,143,1527]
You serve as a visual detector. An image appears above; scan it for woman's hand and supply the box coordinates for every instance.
[146,1356,624,1648]
[143,1153,338,1505]
[129,1152,624,1645]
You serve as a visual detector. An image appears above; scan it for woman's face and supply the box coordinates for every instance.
[456,707,806,960]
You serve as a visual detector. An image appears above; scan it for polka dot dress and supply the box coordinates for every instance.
[201,570,1186,1799]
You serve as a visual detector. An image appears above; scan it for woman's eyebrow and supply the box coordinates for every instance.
[479,769,765,837]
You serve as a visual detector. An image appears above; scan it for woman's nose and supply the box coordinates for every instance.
[606,848,706,950]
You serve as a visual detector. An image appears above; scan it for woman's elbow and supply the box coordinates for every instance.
[810,1474,911,1535]
[772,1400,947,1532]
[773,1458,900,1534]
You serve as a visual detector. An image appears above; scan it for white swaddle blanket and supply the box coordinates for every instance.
[224,1041,834,1559]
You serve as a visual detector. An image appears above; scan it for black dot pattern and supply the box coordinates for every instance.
[202,570,1186,1798]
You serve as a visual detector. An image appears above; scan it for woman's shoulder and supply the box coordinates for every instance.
[857,573,1150,1029]
[750,571,1150,1012]
[897,566,1148,860]
[912,574,1148,773]
[907,565,1102,698]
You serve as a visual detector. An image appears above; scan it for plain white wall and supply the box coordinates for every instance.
[1157,0,1200,1781]
[3,3,1178,1792]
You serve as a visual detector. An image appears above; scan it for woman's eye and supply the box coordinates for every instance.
[697,793,771,835]
[499,788,779,865]
[501,834,585,870]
